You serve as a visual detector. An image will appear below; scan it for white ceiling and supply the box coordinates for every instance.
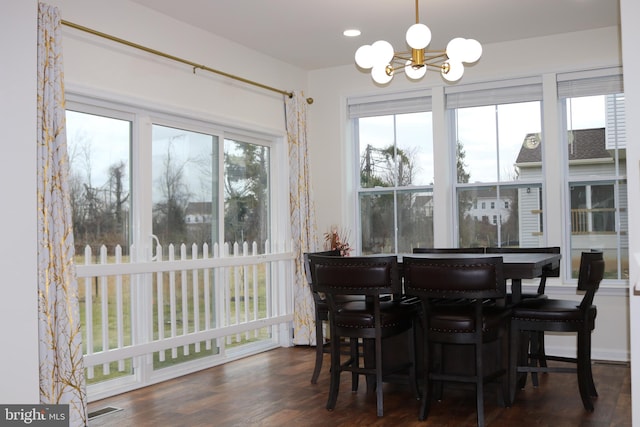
[129,0,620,70]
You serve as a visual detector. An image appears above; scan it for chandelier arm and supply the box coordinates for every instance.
[391,54,413,63]
[386,62,449,74]
[423,52,448,61]
[393,51,447,61]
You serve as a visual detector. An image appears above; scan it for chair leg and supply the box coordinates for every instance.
[433,343,443,401]
[537,331,548,368]
[375,334,384,417]
[508,322,520,405]
[350,338,359,392]
[409,320,420,400]
[582,329,598,398]
[498,330,510,408]
[326,331,341,411]
[577,329,595,411]
[517,331,530,389]
[363,339,376,393]
[311,316,324,384]
[475,343,485,427]
[529,332,540,387]
[419,327,431,421]
[528,331,547,387]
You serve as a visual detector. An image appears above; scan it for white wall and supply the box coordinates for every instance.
[47,0,308,133]
[620,0,640,424]
[0,0,40,403]
[307,26,630,363]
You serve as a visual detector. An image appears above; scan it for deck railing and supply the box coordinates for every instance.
[75,239,295,398]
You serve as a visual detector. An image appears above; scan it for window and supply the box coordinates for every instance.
[350,93,433,254]
[66,97,284,396]
[447,79,544,248]
[349,71,628,286]
[152,124,220,250]
[66,109,132,254]
[559,70,627,280]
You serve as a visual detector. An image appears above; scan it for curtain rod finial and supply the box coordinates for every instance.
[306,98,313,104]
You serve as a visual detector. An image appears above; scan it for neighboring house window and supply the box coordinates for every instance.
[570,184,615,233]
[349,93,434,254]
[558,70,627,280]
[446,78,544,248]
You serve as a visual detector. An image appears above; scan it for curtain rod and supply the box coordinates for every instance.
[61,20,313,104]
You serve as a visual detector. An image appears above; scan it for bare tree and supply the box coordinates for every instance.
[153,137,191,246]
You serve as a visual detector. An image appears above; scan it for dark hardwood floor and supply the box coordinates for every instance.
[87,346,631,427]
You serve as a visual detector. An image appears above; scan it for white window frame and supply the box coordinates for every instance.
[558,67,626,284]
[65,91,292,400]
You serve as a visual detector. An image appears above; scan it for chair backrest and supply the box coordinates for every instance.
[403,256,506,300]
[577,251,605,309]
[308,255,400,297]
[303,249,341,286]
[412,247,485,254]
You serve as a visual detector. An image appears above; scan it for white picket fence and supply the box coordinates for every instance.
[75,239,295,398]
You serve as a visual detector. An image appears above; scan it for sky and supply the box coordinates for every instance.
[358,95,606,185]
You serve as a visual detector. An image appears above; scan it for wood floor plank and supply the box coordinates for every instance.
[88,347,631,427]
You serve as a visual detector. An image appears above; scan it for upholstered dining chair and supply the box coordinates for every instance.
[485,246,561,386]
[403,256,511,427]
[303,249,348,384]
[509,251,605,411]
[308,254,418,417]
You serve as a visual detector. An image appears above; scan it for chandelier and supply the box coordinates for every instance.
[354,0,482,84]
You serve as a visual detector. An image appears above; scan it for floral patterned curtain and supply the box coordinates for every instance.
[285,91,320,345]
[37,3,87,426]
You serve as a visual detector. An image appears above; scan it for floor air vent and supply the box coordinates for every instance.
[88,406,123,420]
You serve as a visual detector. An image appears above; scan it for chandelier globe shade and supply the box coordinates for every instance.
[371,64,393,84]
[442,60,464,82]
[405,23,431,49]
[354,44,374,69]
[354,0,481,84]
[405,60,427,79]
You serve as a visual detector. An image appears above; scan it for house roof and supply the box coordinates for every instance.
[515,128,611,164]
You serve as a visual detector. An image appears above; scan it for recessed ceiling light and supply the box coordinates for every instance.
[343,29,361,37]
